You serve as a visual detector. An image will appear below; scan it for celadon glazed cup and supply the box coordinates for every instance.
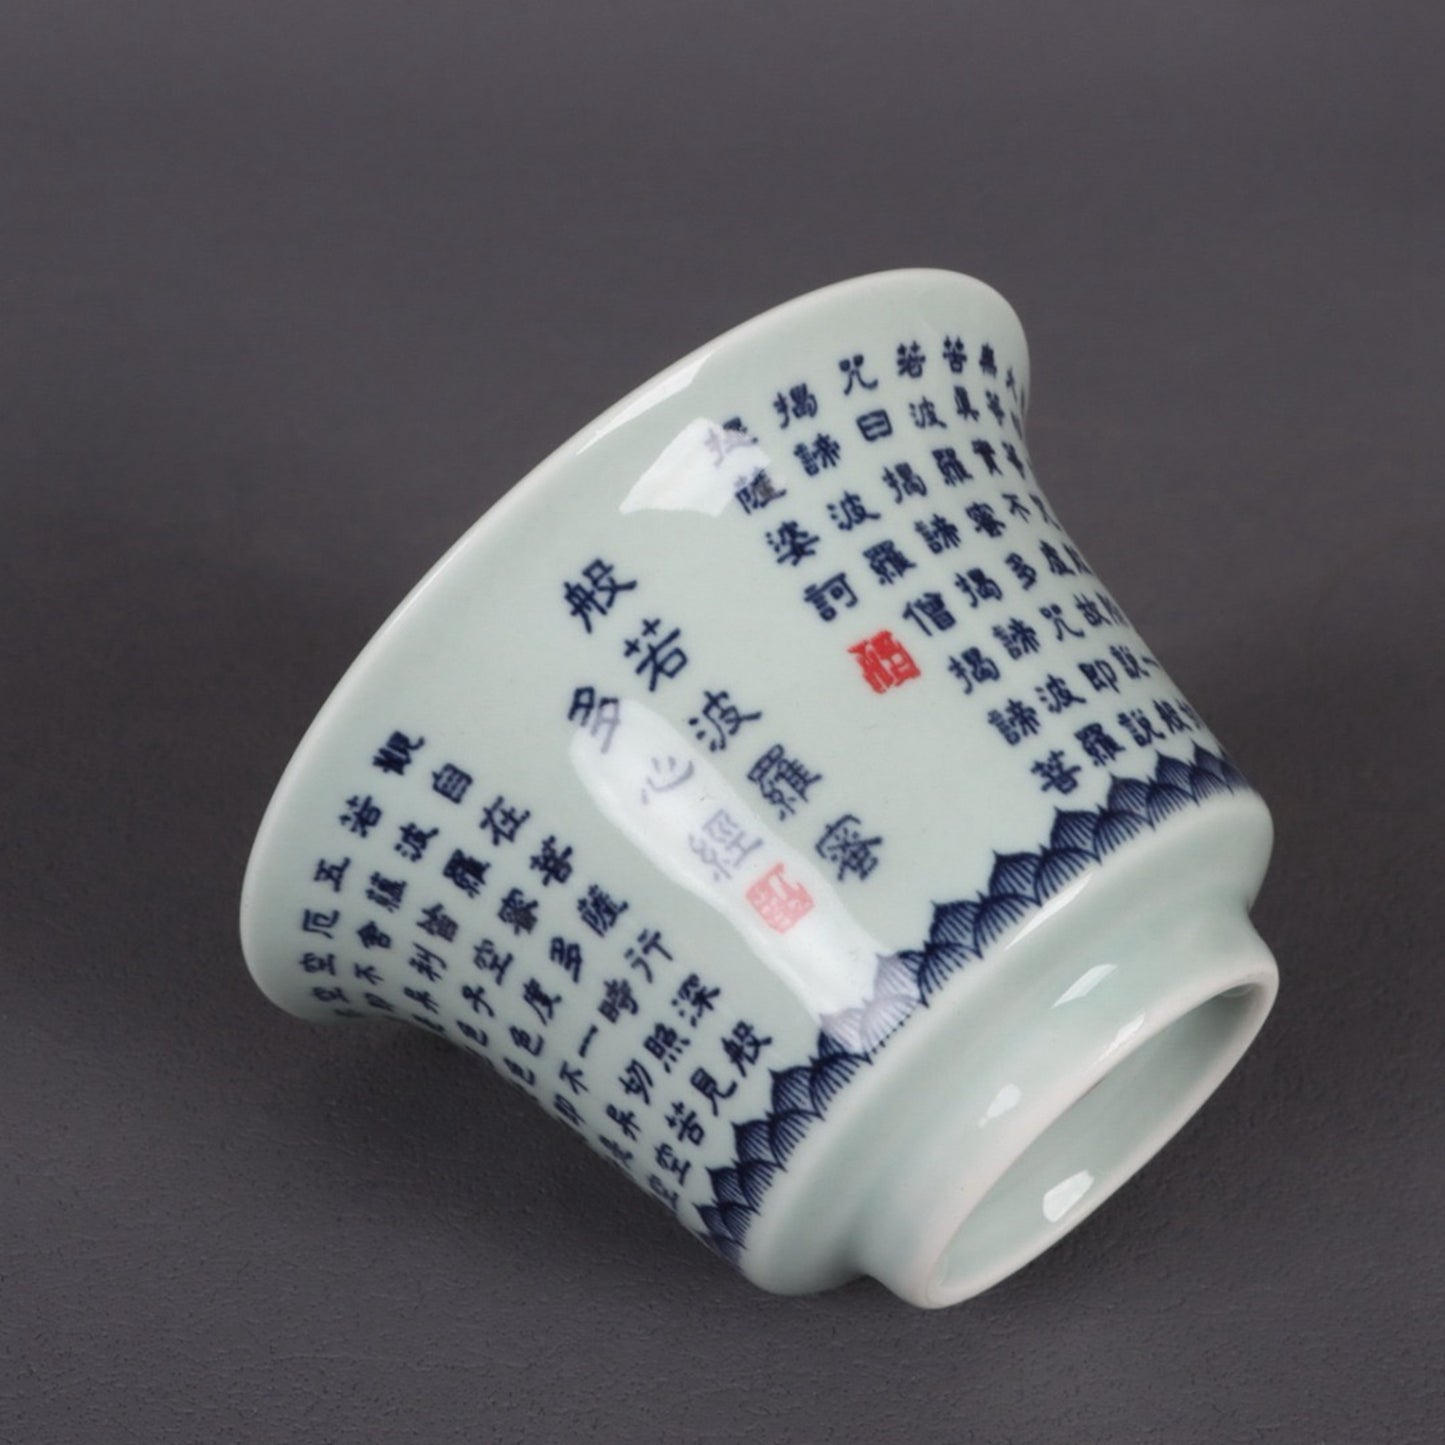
[240,269,1279,1307]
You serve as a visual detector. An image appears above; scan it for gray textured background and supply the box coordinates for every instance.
[3,3,1442,1441]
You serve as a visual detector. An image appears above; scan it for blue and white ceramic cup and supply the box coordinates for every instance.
[240,270,1278,1307]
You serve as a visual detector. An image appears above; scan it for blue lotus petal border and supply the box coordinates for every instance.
[696,742,1253,1263]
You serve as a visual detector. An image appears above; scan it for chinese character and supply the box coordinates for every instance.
[745,862,814,933]
[1156,699,1191,734]
[562,558,639,632]
[855,408,894,442]
[624,927,674,983]
[365,872,406,912]
[1036,673,1086,714]
[909,397,945,429]
[772,382,819,427]
[734,467,786,514]
[986,390,1005,425]
[690,1066,738,1117]
[312,858,350,895]
[1039,542,1074,578]
[838,353,878,394]
[802,571,858,621]
[992,617,1040,660]
[705,417,758,463]
[1074,594,1109,628]
[372,731,424,775]
[356,921,391,951]
[666,1099,706,1145]
[599,976,639,1023]
[639,754,695,805]
[688,689,763,754]
[1038,603,1085,642]
[1095,591,1128,625]
[1075,722,1125,766]
[502,1058,536,1087]
[461,982,495,1016]
[643,1022,690,1072]
[954,567,1003,608]
[578,1021,597,1059]
[509,1025,544,1057]
[404,986,439,1015]
[472,936,514,982]
[442,849,489,897]
[530,834,575,887]
[689,808,763,883]
[1003,492,1032,521]
[953,384,981,420]
[407,943,447,982]
[522,977,560,1025]
[881,462,927,503]
[672,973,720,1027]
[987,699,1041,744]
[654,1145,690,1186]
[941,336,967,372]
[300,907,338,939]
[417,902,458,942]
[549,934,583,982]
[623,617,689,691]
[558,1061,588,1096]
[862,539,916,585]
[1031,749,1082,794]
[723,1020,774,1076]
[766,519,821,566]
[896,340,925,378]
[607,1104,641,1140]
[947,647,1001,695]
[1117,708,1165,747]
[553,1094,583,1127]
[826,489,881,531]
[619,1059,654,1105]
[1004,552,1038,590]
[395,822,438,862]
[746,743,822,819]
[479,794,531,846]
[930,446,971,487]
[1002,441,1028,477]
[849,628,920,691]
[979,344,997,375]
[430,763,473,803]
[567,685,621,754]
[298,951,336,975]
[971,438,1001,476]
[965,501,1005,538]
[901,592,956,636]
[578,883,629,937]
[339,794,381,837]
[1079,658,1120,693]
[793,432,843,473]
[914,512,962,554]
[1110,644,1153,680]
[352,962,380,985]
[1030,492,1059,526]
[816,812,883,881]
[498,885,539,935]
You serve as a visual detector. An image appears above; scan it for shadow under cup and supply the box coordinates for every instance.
[240,269,1279,1307]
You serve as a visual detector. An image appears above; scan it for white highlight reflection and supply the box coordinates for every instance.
[978,1083,1021,1127]
[1042,1169,1095,1223]
[568,698,917,1044]
[1053,963,1117,1007]
[619,418,775,517]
